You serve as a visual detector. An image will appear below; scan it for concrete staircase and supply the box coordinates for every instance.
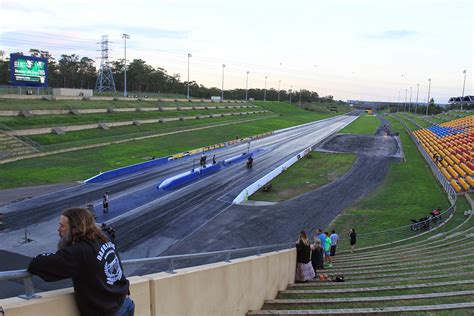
[248,213,474,315]
[0,131,39,160]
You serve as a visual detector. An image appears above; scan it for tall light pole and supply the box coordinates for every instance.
[426,78,431,116]
[397,91,400,112]
[409,86,412,113]
[277,80,281,102]
[298,89,302,107]
[187,53,192,99]
[415,83,419,114]
[461,70,467,110]
[264,76,267,101]
[245,71,249,101]
[221,64,226,101]
[122,33,130,97]
[289,85,293,103]
[404,89,408,112]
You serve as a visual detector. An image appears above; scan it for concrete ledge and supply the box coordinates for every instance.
[0,276,151,316]
[149,249,296,316]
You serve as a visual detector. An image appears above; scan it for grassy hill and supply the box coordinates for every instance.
[0,100,351,189]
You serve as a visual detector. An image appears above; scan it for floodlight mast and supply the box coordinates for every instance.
[221,64,226,101]
[187,53,192,99]
[461,70,466,110]
[122,33,130,97]
[426,78,431,116]
[264,76,267,101]
[245,71,249,101]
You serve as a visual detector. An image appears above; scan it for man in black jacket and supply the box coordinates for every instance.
[28,208,134,316]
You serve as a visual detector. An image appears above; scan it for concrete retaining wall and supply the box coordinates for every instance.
[9,111,268,136]
[0,249,296,316]
[52,88,93,97]
[149,249,296,316]
[0,276,151,316]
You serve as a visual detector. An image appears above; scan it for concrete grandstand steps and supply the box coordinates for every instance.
[288,271,474,287]
[280,279,474,295]
[249,303,474,315]
[334,214,473,259]
[264,290,474,304]
[331,236,474,265]
[318,257,474,277]
[322,253,473,275]
[338,264,474,280]
[0,131,38,159]
[324,247,473,271]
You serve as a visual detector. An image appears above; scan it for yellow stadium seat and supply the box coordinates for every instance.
[460,163,474,176]
[454,165,467,178]
[441,167,451,180]
[447,166,459,178]
[458,178,470,191]
[466,176,474,187]
[450,180,462,192]
[445,156,455,166]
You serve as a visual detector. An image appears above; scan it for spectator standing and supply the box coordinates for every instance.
[317,229,326,251]
[212,155,217,164]
[324,232,332,266]
[349,228,357,253]
[311,238,324,274]
[295,231,315,282]
[103,192,109,214]
[330,230,340,258]
[28,208,134,316]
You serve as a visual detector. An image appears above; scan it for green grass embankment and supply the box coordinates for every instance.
[250,113,376,202]
[328,116,450,247]
[0,98,248,110]
[250,152,357,202]
[339,114,380,135]
[0,101,349,189]
[0,107,262,130]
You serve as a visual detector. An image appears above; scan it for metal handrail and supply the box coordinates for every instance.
[0,242,294,300]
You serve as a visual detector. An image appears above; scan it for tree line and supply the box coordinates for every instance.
[0,49,336,102]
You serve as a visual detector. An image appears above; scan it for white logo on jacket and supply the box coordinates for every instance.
[97,242,123,285]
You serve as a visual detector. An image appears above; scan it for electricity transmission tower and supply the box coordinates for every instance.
[95,35,116,93]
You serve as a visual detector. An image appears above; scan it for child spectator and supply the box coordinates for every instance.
[311,238,324,275]
[324,232,332,266]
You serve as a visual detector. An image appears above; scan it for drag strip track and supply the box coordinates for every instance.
[109,113,360,255]
[1,112,360,258]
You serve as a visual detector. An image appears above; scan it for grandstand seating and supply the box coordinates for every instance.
[0,131,38,159]
[249,209,474,315]
[413,115,474,193]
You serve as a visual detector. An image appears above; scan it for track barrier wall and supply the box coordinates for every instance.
[84,157,169,183]
[84,131,272,184]
[158,152,253,190]
[158,169,201,190]
[233,147,312,204]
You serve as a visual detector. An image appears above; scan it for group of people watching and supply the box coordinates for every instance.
[295,228,356,283]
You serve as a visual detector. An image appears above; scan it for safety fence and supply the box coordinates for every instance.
[0,242,293,300]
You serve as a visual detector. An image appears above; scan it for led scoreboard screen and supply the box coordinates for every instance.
[9,54,49,87]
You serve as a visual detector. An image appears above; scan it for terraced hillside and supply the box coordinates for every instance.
[249,202,474,315]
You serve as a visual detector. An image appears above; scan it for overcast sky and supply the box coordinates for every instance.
[1,0,472,103]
